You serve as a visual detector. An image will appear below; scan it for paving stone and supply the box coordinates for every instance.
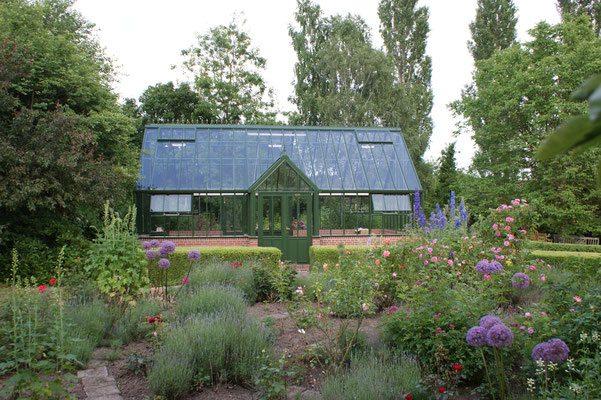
[82,375,116,388]
[87,395,123,400]
[87,359,108,369]
[77,366,108,379]
[84,381,120,398]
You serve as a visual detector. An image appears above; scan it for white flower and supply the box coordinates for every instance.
[298,329,305,334]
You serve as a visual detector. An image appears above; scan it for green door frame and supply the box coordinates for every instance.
[257,192,312,263]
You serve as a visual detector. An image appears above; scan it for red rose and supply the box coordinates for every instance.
[452,364,462,371]
[49,278,56,284]
[37,285,47,292]
[439,387,446,393]
[405,395,413,400]
[148,317,156,323]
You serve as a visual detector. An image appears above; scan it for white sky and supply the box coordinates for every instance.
[73,0,560,169]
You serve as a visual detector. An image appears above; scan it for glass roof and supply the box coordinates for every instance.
[137,126,421,192]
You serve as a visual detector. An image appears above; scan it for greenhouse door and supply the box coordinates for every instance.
[258,193,312,264]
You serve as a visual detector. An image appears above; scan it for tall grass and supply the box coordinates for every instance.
[319,350,426,400]
[148,310,273,398]
[176,284,247,321]
[186,262,257,303]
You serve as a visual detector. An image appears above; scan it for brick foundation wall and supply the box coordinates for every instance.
[141,235,403,248]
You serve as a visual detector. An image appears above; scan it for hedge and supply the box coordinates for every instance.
[148,246,281,285]
[309,245,372,271]
[527,241,601,253]
[529,250,601,269]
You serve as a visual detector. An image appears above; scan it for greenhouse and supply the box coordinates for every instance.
[135,125,421,263]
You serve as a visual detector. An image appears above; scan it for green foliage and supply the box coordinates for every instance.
[527,241,601,253]
[530,250,601,266]
[85,203,149,310]
[432,142,458,207]
[319,350,426,400]
[452,16,601,235]
[253,350,298,400]
[309,245,370,271]
[147,246,281,285]
[558,0,601,35]
[185,262,257,303]
[139,81,214,123]
[180,20,275,124]
[176,284,248,321]
[111,298,162,345]
[148,311,274,398]
[468,0,517,62]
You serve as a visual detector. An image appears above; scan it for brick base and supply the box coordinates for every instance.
[140,235,404,248]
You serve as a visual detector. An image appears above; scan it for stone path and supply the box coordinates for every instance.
[76,350,123,400]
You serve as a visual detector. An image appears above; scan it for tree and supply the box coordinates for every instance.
[180,21,275,124]
[289,3,395,126]
[468,0,518,62]
[0,0,140,278]
[378,0,433,162]
[432,142,458,207]
[138,81,213,123]
[558,0,601,35]
[451,16,601,235]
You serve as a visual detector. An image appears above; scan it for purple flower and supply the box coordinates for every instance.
[466,326,487,346]
[486,324,513,347]
[157,246,169,257]
[543,339,569,363]
[489,260,503,273]
[158,258,170,269]
[512,273,530,289]
[476,260,490,274]
[532,342,548,361]
[146,250,157,260]
[150,239,161,248]
[188,250,200,261]
[160,241,176,254]
[479,315,503,331]
[142,241,152,250]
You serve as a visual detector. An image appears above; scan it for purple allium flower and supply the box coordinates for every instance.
[157,246,169,257]
[486,324,513,347]
[512,273,530,289]
[142,241,152,250]
[160,240,176,254]
[146,250,157,260]
[532,342,548,361]
[150,239,161,248]
[158,258,170,269]
[466,326,488,346]
[476,260,490,274]
[543,339,569,363]
[489,260,503,273]
[479,315,503,331]
[188,250,200,261]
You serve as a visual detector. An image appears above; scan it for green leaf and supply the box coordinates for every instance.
[536,116,593,160]
[571,124,601,155]
[597,158,601,187]
[588,84,601,122]
[571,74,601,101]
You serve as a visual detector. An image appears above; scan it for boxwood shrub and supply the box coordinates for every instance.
[527,241,601,253]
[530,250,601,269]
[309,245,371,272]
[148,246,281,285]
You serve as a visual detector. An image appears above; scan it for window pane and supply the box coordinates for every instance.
[150,195,164,212]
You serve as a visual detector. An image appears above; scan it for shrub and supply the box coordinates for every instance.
[319,350,426,400]
[530,250,601,269]
[176,284,247,321]
[148,310,273,398]
[527,241,601,253]
[64,299,116,366]
[309,245,371,272]
[185,262,257,303]
[111,298,163,344]
[85,203,149,311]
[293,273,319,302]
[147,246,281,285]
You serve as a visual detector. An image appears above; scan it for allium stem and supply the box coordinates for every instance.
[480,347,496,400]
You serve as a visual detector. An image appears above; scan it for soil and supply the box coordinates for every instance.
[95,301,382,400]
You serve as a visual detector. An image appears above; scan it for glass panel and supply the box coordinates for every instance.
[355,130,392,143]
[165,159,179,190]
[159,127,172,139]
[206,196,221,235]
[194,160,208,190]
[234,160,248,188]
[320,196,342,235]
[138,154,153,188]
[209,162,221,190]
[151,158,168,189]
[178,195,191,212]
[273,196,282,236]
[179,159,194,190]
[262,196,272,236]
[359,144,383,190]
[371,145,394,190]
[221,161,234,190]
[150,215,166,233]
[150,195,164,212]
